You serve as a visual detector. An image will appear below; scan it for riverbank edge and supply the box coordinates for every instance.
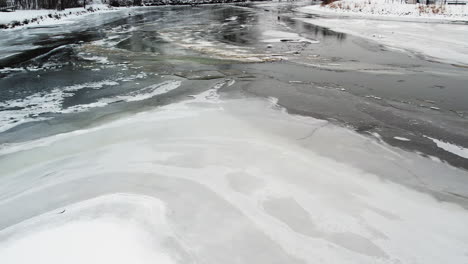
[298,4,468,23]
[0,0,254,30]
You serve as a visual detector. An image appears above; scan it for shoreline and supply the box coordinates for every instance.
[0,4,119,29]
[298,3,468,22]
[296,5,468,66]
[0,0,254,30]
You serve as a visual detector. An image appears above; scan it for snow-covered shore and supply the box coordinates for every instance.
[0,4,118,29]
[297,4,468,66]
[0,0,251,29]
[302,0,468,21]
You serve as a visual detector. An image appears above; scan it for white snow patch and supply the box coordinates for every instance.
[0,193,176,264]
[227,79,236,87]
[226,16,238,21]
[370,132,382,140]
[118,80,182,102]
[365,95,382,100]
[394,136,410,141]
[0,67,25,74]
[77,53,110,64]
[426,136,468,159]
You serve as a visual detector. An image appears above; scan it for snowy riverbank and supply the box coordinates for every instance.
[297,4,468,66]
[302,0,468,21]
[0,4,118,29]
[0,0,252,29]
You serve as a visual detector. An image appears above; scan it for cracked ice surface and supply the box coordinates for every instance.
[1,91,468,264]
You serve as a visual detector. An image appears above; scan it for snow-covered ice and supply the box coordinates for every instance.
[0,77,181,132]
[0,194,176,264]
[0,79,119,133]
[1,84,468,264]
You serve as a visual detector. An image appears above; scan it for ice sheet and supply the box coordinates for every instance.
[1,84,468,264]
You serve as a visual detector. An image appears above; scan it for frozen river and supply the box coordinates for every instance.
[1,2,468,263]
